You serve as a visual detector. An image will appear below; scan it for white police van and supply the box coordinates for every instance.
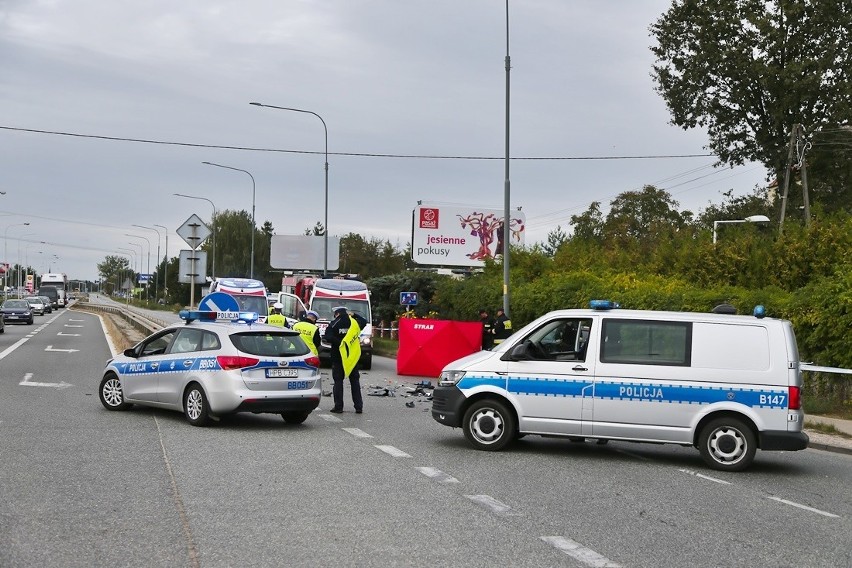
[431,301,809,471]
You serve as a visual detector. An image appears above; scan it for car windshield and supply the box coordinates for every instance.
[3,300,28,309]
[229,331,310,357]
[25,298,42,304]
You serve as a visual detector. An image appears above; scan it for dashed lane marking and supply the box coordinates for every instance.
[541,536,623,568]
[375,445,411,458]
[415,467,459,484]
[342,427,373,438]
[766,496,839,518]
[317,414,343,423]
[678,468,732,485]
[464,494,521,517]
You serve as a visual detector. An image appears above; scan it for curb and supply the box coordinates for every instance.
[807,441,852,457]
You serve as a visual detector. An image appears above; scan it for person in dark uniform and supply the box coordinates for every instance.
[493,307,512,345]
[479,308,495,350]
[324,306,367,414]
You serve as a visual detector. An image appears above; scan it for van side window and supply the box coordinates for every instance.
[601,319,692,366]
[523,318,593,362]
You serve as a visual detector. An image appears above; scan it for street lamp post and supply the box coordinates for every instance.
[712,215,771,245]
[126,242,144,300]
[201,161,256,279]
[250,101,329,277]
[3,222,29,295]
[174,194,217,280]
[154,224,168,302]
[17,233,36,297]
[132,224,161,301]
[116,249,134,303]
[127,233,151,303]
[502,0,512,318]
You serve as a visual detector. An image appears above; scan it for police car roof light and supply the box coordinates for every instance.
[179,310,259,324]
[753,305,766,319]
[589,300,620,310]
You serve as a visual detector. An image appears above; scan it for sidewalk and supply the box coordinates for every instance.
[804,415,852,455]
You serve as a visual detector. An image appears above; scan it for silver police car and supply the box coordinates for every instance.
[99,310,322,425]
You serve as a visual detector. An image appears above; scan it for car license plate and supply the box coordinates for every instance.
[266,368,298,378]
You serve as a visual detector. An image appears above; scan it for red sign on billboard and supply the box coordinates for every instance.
[419,207,439,229]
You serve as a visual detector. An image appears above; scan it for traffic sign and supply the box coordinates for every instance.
[400,291,418,306]
[198,292,240,313]
[176,214,211,250]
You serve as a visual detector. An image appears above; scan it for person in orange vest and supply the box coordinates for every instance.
[324,306,367,414]
[293,310,321,356]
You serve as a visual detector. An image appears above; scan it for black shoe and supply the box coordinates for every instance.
[329,408,343,414]
[355,409,363,414]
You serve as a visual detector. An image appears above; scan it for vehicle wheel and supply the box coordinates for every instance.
[462,399,515,451]
[183,383,212,426]
[698,417,756,472]
[281,412,310,425]
[99,373,132,410]
[360,354,372,370]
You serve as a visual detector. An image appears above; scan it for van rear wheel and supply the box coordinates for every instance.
[463,399,515,451]
[698,417,756,472]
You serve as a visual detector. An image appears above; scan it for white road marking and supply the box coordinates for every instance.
[68,319,85,322]
[541,536,623,568]
[0,337,29,360]
[45,345,79,353]
[766,496,839,518]
[64,324,84,328]
[19,373,73,389]
[318,414,343,423]
[464,494,521,516]
[678,468,732,485]
[57,332,80,336]
[415,467,459,484]
[342,427,373,438]
[375,445,411,458]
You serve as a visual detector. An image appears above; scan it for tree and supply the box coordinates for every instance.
[541,225,568,257]
[97,255,132,295]
[303,222,325,236]
[650,1,852,190]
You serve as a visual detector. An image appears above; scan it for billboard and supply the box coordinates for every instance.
[270,235,340,271]
[411,204,526,267]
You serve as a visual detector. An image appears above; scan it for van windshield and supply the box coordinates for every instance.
[231,295,269,316]
[310,298,370,322]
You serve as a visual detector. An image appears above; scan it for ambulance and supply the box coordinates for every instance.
[308,278,373,369]
[207,277,269,323]
[431,301,809,471]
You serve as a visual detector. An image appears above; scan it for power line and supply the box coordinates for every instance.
[0,125,715,161]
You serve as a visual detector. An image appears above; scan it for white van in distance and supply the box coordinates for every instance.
[431,301,809,471]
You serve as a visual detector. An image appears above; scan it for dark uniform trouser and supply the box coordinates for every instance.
[331,351,363,411]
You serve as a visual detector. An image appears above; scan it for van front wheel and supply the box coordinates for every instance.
[698,417,756,472]
[463,399,515,451]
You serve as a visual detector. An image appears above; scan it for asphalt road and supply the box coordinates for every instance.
[1,309,850,568]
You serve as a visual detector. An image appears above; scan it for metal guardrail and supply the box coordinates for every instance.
[72,301,165,335]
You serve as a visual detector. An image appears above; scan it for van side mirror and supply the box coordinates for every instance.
[505,342,531,361]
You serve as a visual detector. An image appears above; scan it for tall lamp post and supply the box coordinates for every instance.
[4,222,29,295]
[126,234,151,303]
[132,224,161,301]
[712,215,771,244]
[201,161,256,279]
[502,0,512,318]
[250,101,329,277]
[126,242,144,301]
[174,193,217,280]
[154,224,168,302]
[17,233,36,297]
[116,249,135,303]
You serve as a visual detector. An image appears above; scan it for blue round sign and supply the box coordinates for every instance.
[199,292,240,313]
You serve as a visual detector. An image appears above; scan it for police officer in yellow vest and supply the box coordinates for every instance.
[293,310,321,356]
[324,306,367,414]
[267,302,287,328]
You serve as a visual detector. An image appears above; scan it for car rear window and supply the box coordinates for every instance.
[230,332,311,357]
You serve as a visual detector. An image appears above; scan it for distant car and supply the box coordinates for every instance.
[23,296,46,315]
[99,310,322,426]
[39,296,53,313]
[1,299,34,325]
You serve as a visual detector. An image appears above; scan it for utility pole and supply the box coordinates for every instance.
[798,124,811,227]
[778,124,799,234]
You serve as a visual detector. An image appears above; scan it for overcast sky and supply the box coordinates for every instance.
[0,0,768,283]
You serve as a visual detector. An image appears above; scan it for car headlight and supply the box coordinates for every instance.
[438,370,466,387]
[360,335,372,346]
